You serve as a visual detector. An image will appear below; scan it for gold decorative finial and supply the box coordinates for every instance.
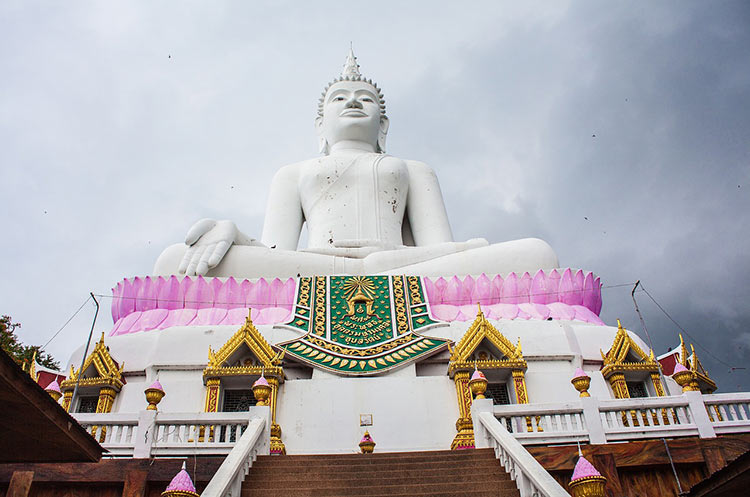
[476,302,484,318]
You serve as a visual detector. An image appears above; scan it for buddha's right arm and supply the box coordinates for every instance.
[177,219,263,276]
[260,164,304,250]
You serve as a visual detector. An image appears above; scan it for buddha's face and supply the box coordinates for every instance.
[316,80,389,153]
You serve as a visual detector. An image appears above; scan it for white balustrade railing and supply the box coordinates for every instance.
[703,392,750,434]
[201,415,269,497]
[491,401,589,445]
[74,412,138,456]
[73,406,271,458]
[473,400,570,497]
[482,391,750,446]
[597,396,697,441]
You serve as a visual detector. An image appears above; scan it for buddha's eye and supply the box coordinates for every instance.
[361,97,373,102]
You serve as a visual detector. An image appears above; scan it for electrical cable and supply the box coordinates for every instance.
[41,295,92,350]
[638,283,738,369]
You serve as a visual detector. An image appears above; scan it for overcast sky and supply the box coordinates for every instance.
[1,1,748,390]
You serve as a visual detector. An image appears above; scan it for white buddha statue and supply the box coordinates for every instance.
[154,50,558,279]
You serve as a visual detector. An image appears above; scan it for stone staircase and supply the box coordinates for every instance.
[242,448,521,497]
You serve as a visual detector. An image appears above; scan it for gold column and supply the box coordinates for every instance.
[608,373,629,399]
[90,387,117,442]
[204,377,221,412]
[650,372,670,424]
[200,377,221,441]
[62,391,73,412]
[450,370,475,450]
[608,373,640,426]
[650,372,666,397]
[512,369,539,432]
[95,387,117,413]
[267,377,286,455]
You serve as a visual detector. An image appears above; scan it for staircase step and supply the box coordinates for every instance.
[256,448,494,461]
[242,449,520,497]
[242,480,520,497]
[250,458,503,473]
[244,473,515,490]
[252,450,497,466]
[246,466,509,483]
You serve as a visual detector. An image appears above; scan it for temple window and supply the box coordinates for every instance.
[485,381,511,405]
[626,381,649,399]
[600,320,666,400]
[201,313,286,455]
[76,396,99,413]
[221,389,257,412]
[59,333,125,414]
[448,306,529,449]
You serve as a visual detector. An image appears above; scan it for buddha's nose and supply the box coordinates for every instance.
[346,96,363,109]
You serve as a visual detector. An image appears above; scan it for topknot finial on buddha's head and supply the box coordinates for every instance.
[342,45,361,78]
[317,48,386,118]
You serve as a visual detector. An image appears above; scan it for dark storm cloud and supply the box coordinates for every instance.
[1,1,748,389]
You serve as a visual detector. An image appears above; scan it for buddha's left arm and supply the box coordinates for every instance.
[404,160,454,245]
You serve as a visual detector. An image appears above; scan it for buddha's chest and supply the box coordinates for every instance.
[298,154,409,216]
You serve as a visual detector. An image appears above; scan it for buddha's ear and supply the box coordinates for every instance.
[377,116,390,154]
[315,116,329,155]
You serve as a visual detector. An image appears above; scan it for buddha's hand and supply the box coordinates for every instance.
[178,219,261,276]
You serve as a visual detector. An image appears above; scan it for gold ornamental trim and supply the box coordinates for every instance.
[60,333,125,392]
[203,311,284,383]
[600,320,660,380]
[448,305,526,376]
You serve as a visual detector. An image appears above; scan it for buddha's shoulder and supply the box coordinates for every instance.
[402,159,438,178]
[271,159,315,181]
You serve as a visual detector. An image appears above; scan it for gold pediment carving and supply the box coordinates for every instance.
[676,334,717,393]
[60,333,125,391]
[449,306,526,376]
[601,320,659,378]
[203,312,284,382]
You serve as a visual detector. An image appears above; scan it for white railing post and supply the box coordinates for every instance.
[201,407,271,497]
[580,396,607,444]
[685,391,716,439]
[477,412,570,497]
[133,410,157,458]
[471,398,494,449]
[247,405,271,455]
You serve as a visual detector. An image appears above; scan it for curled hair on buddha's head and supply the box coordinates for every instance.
[317,48,387,118]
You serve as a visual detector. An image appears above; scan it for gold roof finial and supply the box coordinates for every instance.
[476,302,484,318]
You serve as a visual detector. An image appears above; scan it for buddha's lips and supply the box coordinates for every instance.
[340,110,367,117]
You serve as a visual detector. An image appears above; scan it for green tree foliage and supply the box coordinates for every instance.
[0,315,60,370]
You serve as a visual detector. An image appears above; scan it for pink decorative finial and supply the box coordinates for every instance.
[148,380,164,391]
[672,362,689,374]
[470,369,487,381]
[253,375,269,388]
[568,455,607,496]
[162,462,199,497]
[573,367,589,379]
[571,456,602,481]
[46,379,62,393]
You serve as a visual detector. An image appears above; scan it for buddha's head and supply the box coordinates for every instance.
[316,49,389,154]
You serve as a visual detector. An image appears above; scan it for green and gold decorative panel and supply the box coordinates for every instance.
[280,275,447,375]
